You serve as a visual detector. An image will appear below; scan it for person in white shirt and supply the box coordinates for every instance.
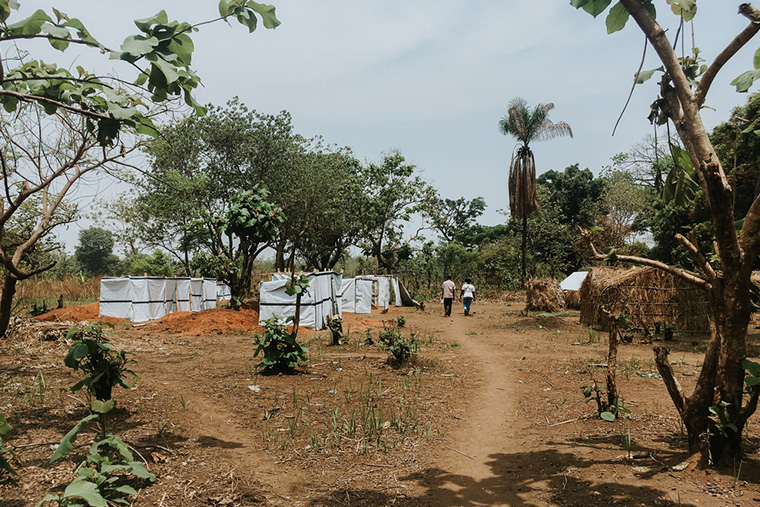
[460,278,475,316]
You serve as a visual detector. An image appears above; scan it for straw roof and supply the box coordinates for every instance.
[579,266,710,333]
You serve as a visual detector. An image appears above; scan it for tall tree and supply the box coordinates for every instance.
[498,98,572,287]
[356,153,437,274]
[75,227,116,276]
[573,0,760,464]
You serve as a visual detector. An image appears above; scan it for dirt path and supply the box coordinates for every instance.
[411,302,531,506]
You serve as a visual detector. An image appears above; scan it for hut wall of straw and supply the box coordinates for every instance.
[526,278,566,313]
[564,289,581,310]
[579,267,710,333]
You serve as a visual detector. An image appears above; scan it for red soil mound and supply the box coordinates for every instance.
[34,302,126,324]
[153,307,261,335]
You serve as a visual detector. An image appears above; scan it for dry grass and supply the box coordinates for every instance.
[525,278,565,313]
[12,275,101,316]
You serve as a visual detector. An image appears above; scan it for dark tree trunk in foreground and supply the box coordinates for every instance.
[0,276,18,336]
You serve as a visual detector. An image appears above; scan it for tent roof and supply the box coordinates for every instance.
[560,271,588,291]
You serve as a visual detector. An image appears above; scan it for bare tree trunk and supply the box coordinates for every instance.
[0,274,18,336]
[520,214,527,288]
[606,315,619,410]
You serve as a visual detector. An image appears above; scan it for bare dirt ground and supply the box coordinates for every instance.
[2,297,760,506]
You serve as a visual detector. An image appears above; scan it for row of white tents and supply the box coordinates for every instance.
[99,277,231,323]
[258,272,417,330]
[98,273,416,329]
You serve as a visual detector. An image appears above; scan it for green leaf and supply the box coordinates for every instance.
[50,413,99,463]
[42,23,71,51]
[91,399,116,414]
[120,35,159,57]
[63,478,108,507]
[583,0,612,18]
[600,411,616,421]
[0,414,11,435]
[605,2,629,34]
[635,67,662,84]
[247,2,281,29]
[0,0,20,23]
[218,0,231,17]
[134,10,169,33]
[6,9,52,36]
[732,69,760,93]
[667,0,696,21]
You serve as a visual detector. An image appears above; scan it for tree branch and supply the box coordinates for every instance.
[653,346,686,417]
[695,3,760,107]
[675,232,717,282]
[739,192,760,262]
[579,228,710,288]
[0,90,112,122]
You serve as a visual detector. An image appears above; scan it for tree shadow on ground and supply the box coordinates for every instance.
[197,435,243,449]
[305,448,698,507]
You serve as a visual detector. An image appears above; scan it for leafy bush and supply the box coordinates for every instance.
[378,324,418,366]
[0,412,16,476]
[64,322,137,401]
[253,318,309,373]
[40,400,155,507]
[396,315,406,328]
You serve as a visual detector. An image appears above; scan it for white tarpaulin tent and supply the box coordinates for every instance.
[100,277,230,323]
[339,277,373,314]
[258,271,342,330]
[560,271,589,291]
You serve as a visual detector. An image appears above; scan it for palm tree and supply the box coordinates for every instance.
[498,98,572,287]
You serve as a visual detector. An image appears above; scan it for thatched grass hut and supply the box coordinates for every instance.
[526,278,566,313]
[579,267,710,333]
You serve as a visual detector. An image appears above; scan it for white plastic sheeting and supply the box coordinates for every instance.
[258,272,342,330]
[560,271,589,291]
[100,277,230,323]
[339,277,373,314]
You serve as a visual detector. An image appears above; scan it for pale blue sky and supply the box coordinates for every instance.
[20,1,760,244]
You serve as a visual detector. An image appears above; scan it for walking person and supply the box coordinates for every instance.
[441,274,456,317]
[460,278,476,316]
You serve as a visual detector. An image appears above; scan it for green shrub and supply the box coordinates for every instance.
[0,412,16,476]
[378,324,418,366]
[64,322,137,401]
[253,318,309,373]
[40,400,155,507]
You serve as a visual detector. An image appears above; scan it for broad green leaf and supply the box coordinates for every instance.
[6,9,52,36]
[0,0,20,23]
[134,10,169,33]
[583,0,612,18]
[247,2,281,29]
[746,376,760,387]
[218,0,231,17]
[149,55,180,85]
[754,47,760,71]
[91,399,116,414]
[50,413,99,463]
[42,23,71,51]
[0,414,11,435]
[120,35,160,57]
[63,478,108,507]
[600,411,616,421]
[743,359,760,376]
[732,68,760,93]
[167,33,194,66]
[667,0,697,21]
[606,2,629,34]
[643,0,656,18]
[236,9,257,33]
